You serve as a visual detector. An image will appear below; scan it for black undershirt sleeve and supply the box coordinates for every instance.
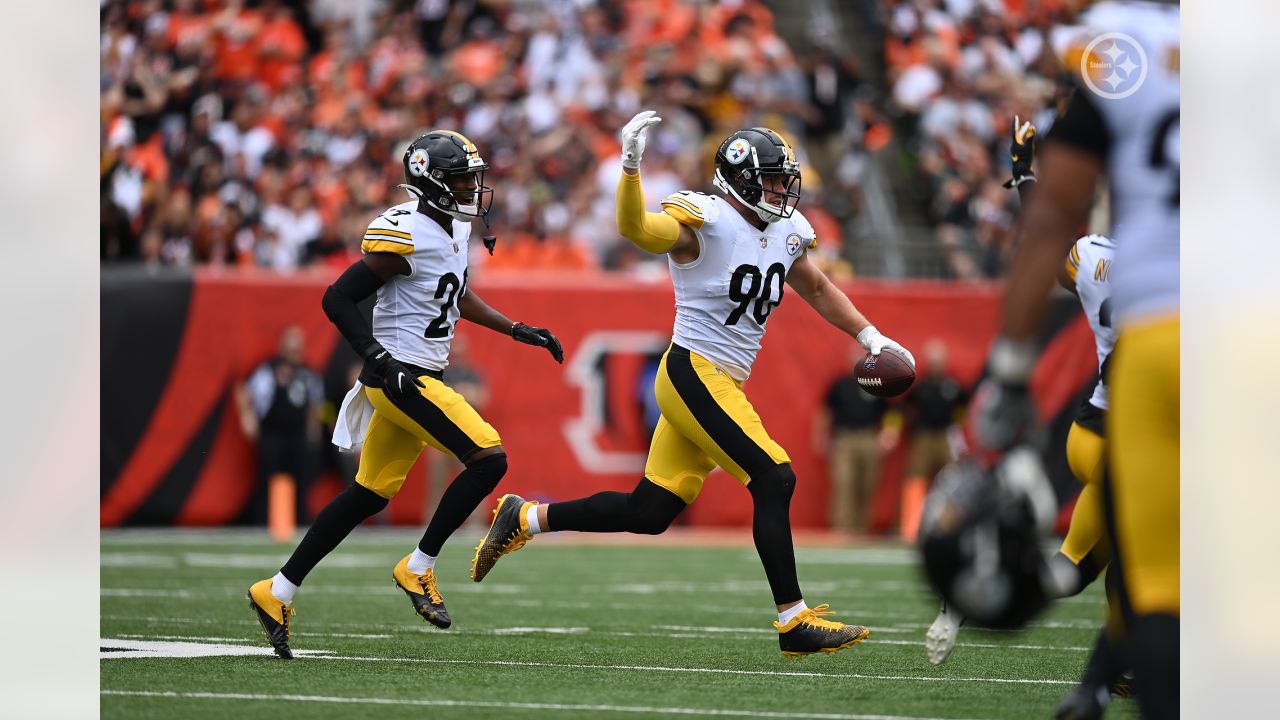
[1045,87,1113,160]
[322,259,385,358]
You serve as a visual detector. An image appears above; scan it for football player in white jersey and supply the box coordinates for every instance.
[971,2,1180,716]
[927,120,1131,712]
[468,111,914,658]
[247,131,564,659]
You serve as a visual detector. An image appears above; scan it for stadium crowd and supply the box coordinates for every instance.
[100,0,870,275]
[100,0,1093,280]
[882,0,1084,279]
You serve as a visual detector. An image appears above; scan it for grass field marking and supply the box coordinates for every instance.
[653,626,1089,652]
[101,588,198,598]
[100,689,990,720]
[116,631,394,641]
[300,652,1077,685]
[100,638,333,660]
[100,552,179,568]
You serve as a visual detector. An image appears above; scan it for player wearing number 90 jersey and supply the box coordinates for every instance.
[247,131,564,660]
[468,113,915,659]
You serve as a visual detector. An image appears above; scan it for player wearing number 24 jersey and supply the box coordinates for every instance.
[247,130,564,659]
[470,111,914,658]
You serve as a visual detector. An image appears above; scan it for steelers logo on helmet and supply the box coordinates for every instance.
[408,147,430,177]
[399,130,493,221]
[726,138,752,165]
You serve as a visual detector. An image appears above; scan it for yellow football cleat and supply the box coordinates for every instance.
[774,604,870,659]
[247,578,295,659]
[470,493,537,582]
[393,555,451,629]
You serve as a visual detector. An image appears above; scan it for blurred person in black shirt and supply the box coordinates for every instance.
[901,340,969,535]
[814,349,898,533]
[236,325,323,524]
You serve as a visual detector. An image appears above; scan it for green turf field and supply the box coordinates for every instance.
[101,528,1135,719]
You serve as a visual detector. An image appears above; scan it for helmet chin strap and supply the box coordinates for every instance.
[713,169,784,224]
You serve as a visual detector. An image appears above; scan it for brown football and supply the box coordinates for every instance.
[854,348,916,397]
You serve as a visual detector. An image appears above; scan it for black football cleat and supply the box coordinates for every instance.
[470,494,536,582]
[248,579,295,659]
[775,604,870,659]
[393,555,451,629]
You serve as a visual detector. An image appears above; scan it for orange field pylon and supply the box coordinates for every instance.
[269,473,296,543]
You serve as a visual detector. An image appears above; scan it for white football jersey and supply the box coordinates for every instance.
[660,191,816,381]
[1068,235,1117,411]
[360,201,472,371]
[1072,1,1180,327]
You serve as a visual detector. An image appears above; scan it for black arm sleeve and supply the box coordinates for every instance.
[1045,87,1112,160]
[322,259,386,359]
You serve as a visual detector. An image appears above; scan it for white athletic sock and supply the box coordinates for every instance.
[271,572,298,604]
[778,601,808,626]
[407,548,436,575]
[525,504,542,535]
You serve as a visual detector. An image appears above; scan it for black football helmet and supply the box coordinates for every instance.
[400,130,493,222]
[918,447,1067,629]
[712,127,801,223]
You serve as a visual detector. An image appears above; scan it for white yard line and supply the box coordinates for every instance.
[294,653,1076,685]
[100,689,989,720]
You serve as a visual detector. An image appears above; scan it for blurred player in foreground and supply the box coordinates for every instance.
[969,3,1180,716]
[926,117,1131,717]
[247,131,563,658]
[469,110,914,658]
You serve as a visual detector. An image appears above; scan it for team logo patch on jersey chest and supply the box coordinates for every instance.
[758,236,769,249]
[726,138,752,165]
[786,233,802,256]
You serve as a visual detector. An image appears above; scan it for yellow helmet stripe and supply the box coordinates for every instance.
[433,129,478,155]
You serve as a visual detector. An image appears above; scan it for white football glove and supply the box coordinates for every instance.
[620,110,662,169]
[857,325,916,368]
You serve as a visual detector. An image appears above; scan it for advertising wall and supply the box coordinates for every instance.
[102,268,1096,529]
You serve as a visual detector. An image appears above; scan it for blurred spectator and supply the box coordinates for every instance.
[235,325,323,525]
[899,339,969,535]
[815,349,900,533]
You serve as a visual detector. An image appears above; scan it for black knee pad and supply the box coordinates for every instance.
[465,452,508,493]
[627,479,686,535]
[748,463,796,504]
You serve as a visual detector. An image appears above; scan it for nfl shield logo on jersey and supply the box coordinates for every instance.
[786,234,802,256]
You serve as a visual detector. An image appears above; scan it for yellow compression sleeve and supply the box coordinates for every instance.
[616,171,681,253]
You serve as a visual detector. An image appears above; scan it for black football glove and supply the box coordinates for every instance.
[1002,116,1037,189]
[971,337,1039,450]
[512,322,564,364]
[971,378,1036,450]
[362,344,425,401]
